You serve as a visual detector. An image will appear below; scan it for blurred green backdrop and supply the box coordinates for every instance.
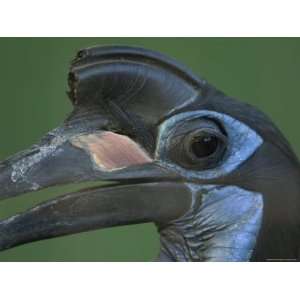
[0,38,299,261]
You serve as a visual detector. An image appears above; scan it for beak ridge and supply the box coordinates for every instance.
[0,125,188,251]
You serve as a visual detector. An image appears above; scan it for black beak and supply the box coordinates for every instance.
[0,44,202,253]
[0,120,190,251]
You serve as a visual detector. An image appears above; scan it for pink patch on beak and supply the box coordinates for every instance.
[71,131,153,171]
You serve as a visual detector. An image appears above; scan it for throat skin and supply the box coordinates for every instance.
[157,185,263,262]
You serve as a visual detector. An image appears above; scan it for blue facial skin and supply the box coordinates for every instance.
[156,110,263,180]
[156,111,264,261]
[159,184,263,261]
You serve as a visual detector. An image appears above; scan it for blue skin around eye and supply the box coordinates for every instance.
[155,111,264,261]
[155,110,263,180]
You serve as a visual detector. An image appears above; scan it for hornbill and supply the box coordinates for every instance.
[0,46,299,262]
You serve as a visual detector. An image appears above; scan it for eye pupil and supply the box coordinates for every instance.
[191,134,219,158]
[169,119,228,170]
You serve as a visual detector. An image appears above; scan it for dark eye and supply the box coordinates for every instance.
[182,128,227,169]
[189,132,219,159]
[168,118,228,170]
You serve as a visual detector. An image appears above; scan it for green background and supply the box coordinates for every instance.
[0,38,299,261]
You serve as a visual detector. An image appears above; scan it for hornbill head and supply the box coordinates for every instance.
[0,46,299,261]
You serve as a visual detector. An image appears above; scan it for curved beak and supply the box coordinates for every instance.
[0,122,191,251]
